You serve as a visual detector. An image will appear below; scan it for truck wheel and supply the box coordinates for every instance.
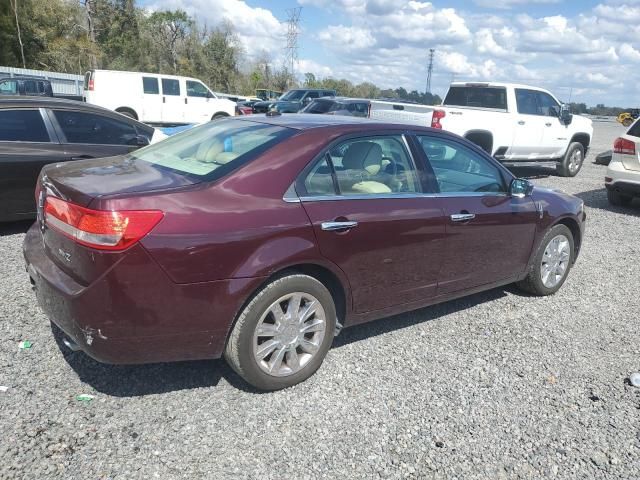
[556,142,584,177]
[607,189,633,206]
[212,112,229,120]
[115,108,138,120]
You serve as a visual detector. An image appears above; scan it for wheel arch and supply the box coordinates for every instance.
[464,130,494,155]
[569,133,590,153]
[222,262,351,349]
[212,112,231,120]
[553,216,582,262]
[115,107,138,120]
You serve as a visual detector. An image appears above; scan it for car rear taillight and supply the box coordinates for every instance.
[613,137,635,155]
[431,109,446,129]
[88,79,94,91]
[44,196,163,251]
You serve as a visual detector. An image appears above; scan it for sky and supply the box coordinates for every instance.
[143,0,640,106]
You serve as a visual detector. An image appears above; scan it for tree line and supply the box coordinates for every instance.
[0,0,441,103]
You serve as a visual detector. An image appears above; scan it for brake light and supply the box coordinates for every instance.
[613,137,635,155]
[44,197,163,251]
[431,109,446,129]
[88,78,94,91]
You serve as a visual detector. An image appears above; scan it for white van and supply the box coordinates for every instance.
[83,70,236,125]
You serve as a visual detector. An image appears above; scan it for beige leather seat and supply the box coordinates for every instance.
[336,142,391,194]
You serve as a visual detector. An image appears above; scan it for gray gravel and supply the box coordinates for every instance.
[1,121,639,479]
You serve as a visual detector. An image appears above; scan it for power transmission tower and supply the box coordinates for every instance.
[426,48,435,94]
[285,7,302,88]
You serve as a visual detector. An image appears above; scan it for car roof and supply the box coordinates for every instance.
[0,76,49,81]
[0,96,153,130]
[312,97,369,103]
[233,113,433,132]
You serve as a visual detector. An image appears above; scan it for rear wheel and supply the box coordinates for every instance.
[212,112,229,120]
[556,142,584,177]
[607,189,633,206]
[115,108,137,120]
[224,274,336,391]
[516,224,574,296]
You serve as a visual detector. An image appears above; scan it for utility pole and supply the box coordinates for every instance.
[285,7,302,88]
[426,48,435,94]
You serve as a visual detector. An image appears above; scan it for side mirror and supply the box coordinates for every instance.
[510,178,533,198]
[134,134,150,147]
[560,105,573,125]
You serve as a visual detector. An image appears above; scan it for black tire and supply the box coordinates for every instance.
[116,108,137,120]
[556,142,585,177]
[212,112,229,120]
[224,274,336,391]
[607,189,633,206]
[516,224,575,296]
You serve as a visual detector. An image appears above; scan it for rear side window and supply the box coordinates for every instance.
[131,119,293,180]
[627,120,640,138]
[444,87,507,110]
[0,109,49,142]
[161,78,180,96]
[53,110,138,145]
[143,77,159,94]
[0,80,18,95]
[23,80,43,95]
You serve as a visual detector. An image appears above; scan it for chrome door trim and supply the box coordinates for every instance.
[321,221,358,231]
[289,192,510,202]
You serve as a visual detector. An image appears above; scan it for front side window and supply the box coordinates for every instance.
[186,81,210,98]
[143,77,159,94]
[53,110,137,145]
[24,81,38,95]
[0,80,18,95]
[536,92,560,117]
[516,89,540,116]
[161,78,180,96]
[131,119,292,180]
[418,136,506,194]
[301,135,421,196]
[280,90,305,101]
[0,109,49,142]
[302,100,334,114]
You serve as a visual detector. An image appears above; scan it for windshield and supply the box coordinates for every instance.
[280,90,305,101]
[131,119,293,180]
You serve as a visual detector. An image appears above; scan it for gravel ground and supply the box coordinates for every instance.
[1,121,639,479]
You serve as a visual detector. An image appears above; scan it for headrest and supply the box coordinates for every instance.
[342,141,383,174]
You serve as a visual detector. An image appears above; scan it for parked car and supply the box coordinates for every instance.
[0,96,166,222]
[432,82,594,177]
[252,88,336,114]
[300,97,370,117]
[83,69,236,125]
[605,118,640,206]
[0,77,53,97]
[24,114,585,391]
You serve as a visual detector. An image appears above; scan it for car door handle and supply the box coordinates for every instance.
[518,121,525,125]
[321,221,358,231]
[545,122,552,127]
[70,155,93,161]
[450,213,476,222]
[185,98,188,104]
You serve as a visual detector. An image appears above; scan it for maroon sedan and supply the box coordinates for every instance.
[24,114,586,390]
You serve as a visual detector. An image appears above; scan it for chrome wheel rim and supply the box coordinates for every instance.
[253,292,326,377]
[540,234,571,288]
[568,150,583,173]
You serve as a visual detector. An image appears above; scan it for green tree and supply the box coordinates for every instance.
[146,9,192,73]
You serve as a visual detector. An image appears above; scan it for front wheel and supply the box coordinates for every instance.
[224,274,336,391]
[556,142,585,177]
[516,224,574,296]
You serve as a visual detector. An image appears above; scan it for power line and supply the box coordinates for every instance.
[285,7,302,87]
[426,48,435,94]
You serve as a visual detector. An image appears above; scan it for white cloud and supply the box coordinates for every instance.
[473,0,560,10]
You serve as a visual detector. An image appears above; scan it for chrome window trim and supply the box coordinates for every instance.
[284,191,511,203]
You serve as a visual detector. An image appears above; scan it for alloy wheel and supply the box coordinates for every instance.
[540,234,571,288]
[568,149,583,173]
[252,292,327,377]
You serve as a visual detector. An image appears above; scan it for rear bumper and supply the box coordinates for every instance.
[23,224,264,364]
[605,159,640,197]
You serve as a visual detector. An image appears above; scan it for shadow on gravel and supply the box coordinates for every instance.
[507,166,554,179]
[575,188,640,215]
[333,286,518,349]
[53,286,525,395]
[0,220,33,236]
[52,324,227,397]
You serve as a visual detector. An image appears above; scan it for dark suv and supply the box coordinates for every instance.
[252,89,336,114]
[0,77,53,97]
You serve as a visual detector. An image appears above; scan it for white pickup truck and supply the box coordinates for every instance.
[370,82,593,177]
